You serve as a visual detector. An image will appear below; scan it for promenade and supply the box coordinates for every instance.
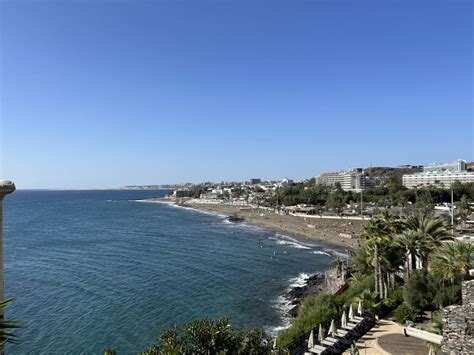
[343,320,431,355]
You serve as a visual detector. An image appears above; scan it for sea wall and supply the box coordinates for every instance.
[441,280,473,354]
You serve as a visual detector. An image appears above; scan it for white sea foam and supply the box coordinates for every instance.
[133,199,173,204]
[265,272,312,337]
[264,295,293,337]
[170,204,229,219]
[273,239,311,249]
[270,233,313,250]
[287,272,311,289]
[312,250,331,256]
[264,323,292,338]
[323,249,349,258]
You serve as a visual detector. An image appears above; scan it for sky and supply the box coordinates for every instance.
[0,0,472,189]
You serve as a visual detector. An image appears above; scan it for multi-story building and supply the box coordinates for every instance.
[315,169,368,192]
[402,159,474,188]
[423,159,466,173]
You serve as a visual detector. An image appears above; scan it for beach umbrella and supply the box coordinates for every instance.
[318,324,324,342]
[328,319,336,337]
[341,310,347,327]
[307,330,315,349]
[349,304,354,320]
[358,300,363,316]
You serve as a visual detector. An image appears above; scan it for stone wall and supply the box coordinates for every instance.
[441,280,473,354]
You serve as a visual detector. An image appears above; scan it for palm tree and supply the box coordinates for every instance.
[350,244,372,276]
[362,216,396,298]
[355,289,380,318]
[0,298,22,346]
[430,241,473,283]
[378,241,404,293]
[403,213,452,249]
[379,211,403,234]
[395,230,432,278]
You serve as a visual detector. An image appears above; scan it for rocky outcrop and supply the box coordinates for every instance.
[286,273,325,317]
[227,215,244,223]
[441,280,473,355]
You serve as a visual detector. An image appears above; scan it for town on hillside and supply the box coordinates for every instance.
[162,159,474,231]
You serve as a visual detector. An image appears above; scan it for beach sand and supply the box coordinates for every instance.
[184,202,365,250]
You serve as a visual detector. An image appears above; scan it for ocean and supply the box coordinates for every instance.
[3,190,340,354]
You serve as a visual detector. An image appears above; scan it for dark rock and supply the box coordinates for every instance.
[285,272,326,318]
[289,305,299,318]
[227,215,244,223]
[287,286,305,299]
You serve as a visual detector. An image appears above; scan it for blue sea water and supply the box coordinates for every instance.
[3,190,340,354]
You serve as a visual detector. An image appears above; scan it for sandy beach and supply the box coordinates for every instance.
[142,197,366,250]
[187,202,364,250]
[139,197,366,250]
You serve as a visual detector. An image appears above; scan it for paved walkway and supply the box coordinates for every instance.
[342,319,430,355]
[377,333,431,355]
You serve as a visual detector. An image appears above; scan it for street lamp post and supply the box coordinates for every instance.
[0,180,15,317]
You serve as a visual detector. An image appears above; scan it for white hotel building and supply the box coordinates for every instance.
[402,159,474,188]
[315,169,369,192]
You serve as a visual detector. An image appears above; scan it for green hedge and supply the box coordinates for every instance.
[277,275,374,349]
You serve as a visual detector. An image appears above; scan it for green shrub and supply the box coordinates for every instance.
[380,286,403,316]
[385,286,403,308]
[394,304,418,325]
[277,294,339,349]
[403,270,436,312]
[339,275,375,305]
[140,318,270,354]
[434,284,462,307]
[426,313,443,335]
[277,275,374,350]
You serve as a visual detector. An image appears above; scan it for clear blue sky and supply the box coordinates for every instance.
[1,0,472,189]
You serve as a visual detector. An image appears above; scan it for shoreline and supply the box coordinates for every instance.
[176,200,364,251]
[141,197,364,251]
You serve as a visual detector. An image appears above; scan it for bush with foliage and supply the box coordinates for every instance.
[385,286,403,308]
[394,304,419,324]
[426,312,443,335]
[403,270,436,312]
[379,286,403,316]
[277,293,339,350]
[433,284,462,308]
[139,317,270,355]
[355,289,380,316]
[277,275,374,350]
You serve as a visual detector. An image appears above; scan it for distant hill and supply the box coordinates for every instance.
[364,166,422,186]
[116,185,179,190]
